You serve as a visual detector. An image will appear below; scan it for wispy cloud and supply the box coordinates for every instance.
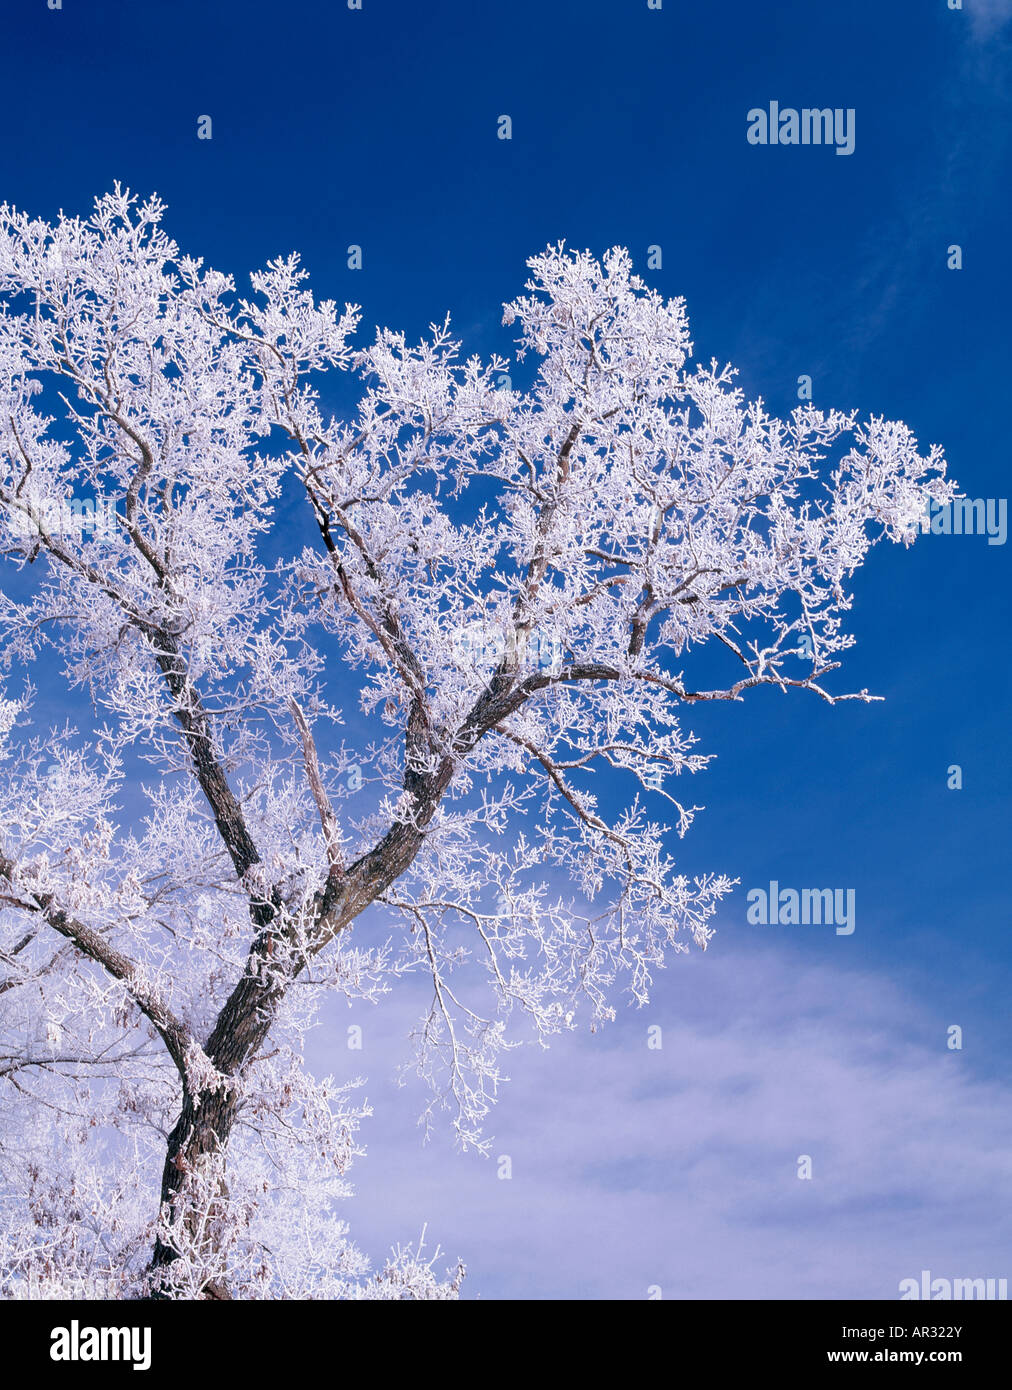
[319,946,1012,1298]
[966,0,1012,38]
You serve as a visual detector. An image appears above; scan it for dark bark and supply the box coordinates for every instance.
[147,789,440,1294]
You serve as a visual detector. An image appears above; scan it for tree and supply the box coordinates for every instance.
[0,189,954,1299]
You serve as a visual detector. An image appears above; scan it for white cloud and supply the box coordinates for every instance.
[315,946,1012,1298]
[965,0,1012,38]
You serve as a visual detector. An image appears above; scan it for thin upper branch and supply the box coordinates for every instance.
[288,698,344,875]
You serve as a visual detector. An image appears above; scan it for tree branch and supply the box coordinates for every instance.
[0,853,195,1081]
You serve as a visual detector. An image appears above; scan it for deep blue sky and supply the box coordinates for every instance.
[2,0,1010,1297]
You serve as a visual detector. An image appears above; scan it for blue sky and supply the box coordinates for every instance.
[2,0,1010,1297]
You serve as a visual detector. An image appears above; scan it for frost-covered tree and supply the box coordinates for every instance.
[0,189,953,1299]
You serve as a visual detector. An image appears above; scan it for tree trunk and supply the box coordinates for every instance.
[147,811,435,1297]
[149,937,284,1297]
